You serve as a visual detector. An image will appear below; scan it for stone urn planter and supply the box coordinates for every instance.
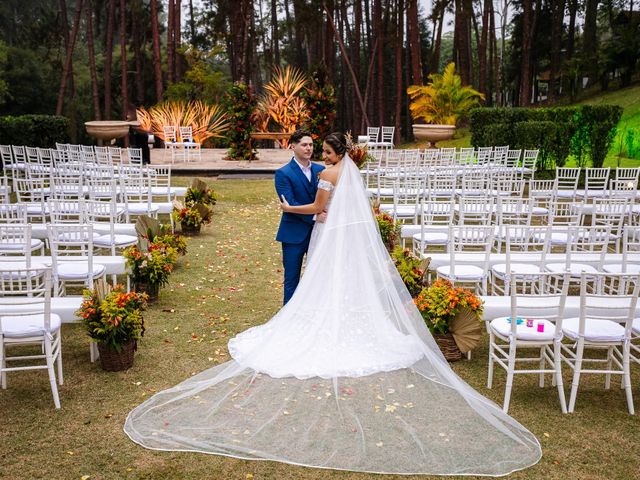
[85,120,136,143]
[412,124,456,148]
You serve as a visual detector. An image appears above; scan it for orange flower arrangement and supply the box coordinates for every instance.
[77,284,148,352]
[414,278,483,334]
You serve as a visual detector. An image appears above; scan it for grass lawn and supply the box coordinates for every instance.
[2,177,640,480]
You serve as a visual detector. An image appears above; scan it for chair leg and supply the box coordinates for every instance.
[487,335,495,389]
[568,341,585,413]
[56,337,63,385]
[554,342,567,413]
[503,345,517,413]
[539,346,545,387]
[44,340,61,409]
[623,344,635,415]
[0,339,6,389]
[605,346,614,389]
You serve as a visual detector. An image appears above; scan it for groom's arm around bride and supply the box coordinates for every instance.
[275,129,325,305]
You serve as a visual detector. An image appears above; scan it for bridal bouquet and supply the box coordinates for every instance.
[414,278,483,335]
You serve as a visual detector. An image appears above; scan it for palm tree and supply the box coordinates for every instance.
[407,62,485,126]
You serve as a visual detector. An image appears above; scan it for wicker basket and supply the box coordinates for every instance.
[181,223,202,235]
[135,282,159,303]
[433,333,462,362]
[97,340,136,371]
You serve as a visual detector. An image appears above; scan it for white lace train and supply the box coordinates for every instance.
[124,155,542,476]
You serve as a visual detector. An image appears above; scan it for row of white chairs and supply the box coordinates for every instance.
[431,225,640,296]
[487,271,640,415]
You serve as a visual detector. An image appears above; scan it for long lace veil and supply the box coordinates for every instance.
[124,155,541,476]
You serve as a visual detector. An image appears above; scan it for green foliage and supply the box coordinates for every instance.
[163,47,229,103]
[77,285,148,352]
[302,69,337,159]
[470,105,621,170]
[224,82,257,160]
[622,128,640,159]
[374,209,401,253]
[391,247,426,298]
[0,114,70,147]
[407,62,485,126]
[0,41,9,106]
[123,242,177,287]
[414,278,483,335]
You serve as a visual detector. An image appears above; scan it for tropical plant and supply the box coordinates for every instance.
[391,247,428,298]
[137,99,229,144]
[407,62,485,126]
[373,206,402,253]
[224,82,257,160]
[123,241,177,288]
[302,69,337,158]
[254,66,309,148]
[346,131,373,168]
[77,283,148,352]
[413,278,483,335]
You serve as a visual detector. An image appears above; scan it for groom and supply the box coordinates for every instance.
[275,129,326,304]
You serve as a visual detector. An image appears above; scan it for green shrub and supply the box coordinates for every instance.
[0,114,70,147]
[470,105,621,170]
[223,82,257,161]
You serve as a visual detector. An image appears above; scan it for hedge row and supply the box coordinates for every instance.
[0,115,70,148]
[469,105,622,170]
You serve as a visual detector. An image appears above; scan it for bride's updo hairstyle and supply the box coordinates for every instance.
[324,132,348,157]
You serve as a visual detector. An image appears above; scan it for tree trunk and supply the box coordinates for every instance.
[58,0,76,103]
[454,0,472,85]
[406,0,423,84]
[352,0,362,133]
[132,0,144,105]
[478,0,490,96]
[583,0,599,86]
[104,0,116,119]
[56,0,83,116]
[324,3,369,127]
[271,0,280,67]
[150,0,163,101]
[373,0,385,124]
[167,0,175,84]
[86,0,101,120]
[518,0,537,105]
[431,2,445,74]
[120,0,128,119]
[567,0,577,60]
[489,1,498,105]
[394,0,404,144]
[175,0,183,82]
[548,0,565,101]
[189,0,196,44]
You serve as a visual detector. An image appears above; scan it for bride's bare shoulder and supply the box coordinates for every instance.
[319,166,340,184]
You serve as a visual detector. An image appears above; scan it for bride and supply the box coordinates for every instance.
[125,132,542,476]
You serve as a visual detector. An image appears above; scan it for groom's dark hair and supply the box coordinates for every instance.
[290,129,313,144]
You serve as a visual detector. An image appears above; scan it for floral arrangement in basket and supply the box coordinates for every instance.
[172,178,216,234]
[391,247,428,298]
[154,232,187,256]
[414,278,483,335]
[123,241,177,298]
[373,205,401,252]
[77,283,148,353]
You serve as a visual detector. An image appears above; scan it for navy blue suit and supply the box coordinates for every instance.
[275,158,325,304]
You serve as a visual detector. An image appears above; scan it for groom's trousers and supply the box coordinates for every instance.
[281,230,312,305]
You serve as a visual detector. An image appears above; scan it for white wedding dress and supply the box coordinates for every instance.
[125,155,542,476]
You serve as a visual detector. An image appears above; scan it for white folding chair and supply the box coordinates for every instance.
[412,197,454,256]
[555,167,580,200]
[436,225,494,294]
[0,266,63,409]
[561,272,640,414]
[47,224,106,296]
[488,272,570,413]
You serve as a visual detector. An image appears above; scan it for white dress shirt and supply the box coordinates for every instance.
[293,157,312,182]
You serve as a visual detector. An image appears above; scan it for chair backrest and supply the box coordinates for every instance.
[381,126,395,143]
[622,226,640,268]
[0,223,33,259]
[555,167,580,190]
[590,197,629,230]
[447,224,495,277]
[128,147,143,166]
[547,200,582,226]
[585,167,610,191]
[108,147,123,164]
[495,196,532,226]
[163,126,178,143]
[12,145,26,163]
[0,266,52,332]
[457,196,494,224]
[578,272,640,334]
[615,167,640,182]
[508,272,569,337]
[367,127,380,143]
[457,147,475,165]
[179,126,194,142]
[0,145,13,169]
[0,204,27,224]
[421,197,455,226]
